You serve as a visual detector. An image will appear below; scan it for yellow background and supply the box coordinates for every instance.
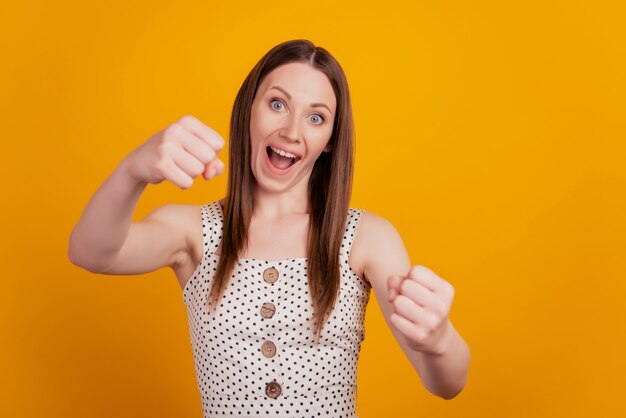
[2,0,625,417]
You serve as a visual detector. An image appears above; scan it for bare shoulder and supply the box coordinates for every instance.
[350,209,405,283]
[138,203,202,264]
[349,208,412,304]
[352,209,402,251]
[174,198,225,272]
[146,202,204,264]
[156,203,206,289]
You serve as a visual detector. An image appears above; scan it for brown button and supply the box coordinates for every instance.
[261,340,277,357]
[265,381,282,399]
[263,267,279,283]
[260,302,276,318]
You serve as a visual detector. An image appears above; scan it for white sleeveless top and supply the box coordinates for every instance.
[183,201,372,418]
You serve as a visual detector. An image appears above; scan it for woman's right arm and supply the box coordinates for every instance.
[68,115,225,274]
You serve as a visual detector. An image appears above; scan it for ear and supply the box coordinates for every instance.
[323,142,333,153]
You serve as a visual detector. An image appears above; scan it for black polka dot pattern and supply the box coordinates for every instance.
[183,201,371,417]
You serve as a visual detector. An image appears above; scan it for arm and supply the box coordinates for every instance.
[68,115,225,274]
[355,211,470,399]
[68,159,197,275]
[68,159,150,273]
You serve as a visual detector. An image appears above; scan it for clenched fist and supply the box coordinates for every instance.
[387,265,455,356]
[124,115,226,189]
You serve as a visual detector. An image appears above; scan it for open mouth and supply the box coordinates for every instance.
[266,146,301,170]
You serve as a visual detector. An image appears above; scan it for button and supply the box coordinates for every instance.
[260,302,276,318]
[265,381,282,399]
[261,340,277,357]
[263,267,279,283]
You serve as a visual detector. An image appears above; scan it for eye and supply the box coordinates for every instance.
[309,114,324,125]
[270,98,284,111]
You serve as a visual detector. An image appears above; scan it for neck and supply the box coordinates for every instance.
[252,185,309,220]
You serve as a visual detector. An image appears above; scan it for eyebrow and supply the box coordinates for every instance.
[268,86,333,114]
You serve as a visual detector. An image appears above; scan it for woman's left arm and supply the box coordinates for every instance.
[354,211,471,399]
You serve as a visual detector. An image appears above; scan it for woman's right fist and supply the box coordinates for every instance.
[124,115,226,189]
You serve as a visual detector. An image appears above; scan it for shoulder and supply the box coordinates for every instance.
[171,198,224,225]
[149,202,203,241]
[350,207,412,294]
[349,208,405,278]
[357,209,396,229]
[151,200,222,264]
[153,202,205,221]
[144,202,200,228]
[352,209,402,246]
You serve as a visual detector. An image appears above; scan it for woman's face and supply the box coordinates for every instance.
[249,62,336,195]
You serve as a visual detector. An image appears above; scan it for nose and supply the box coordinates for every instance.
[279,115,302,142]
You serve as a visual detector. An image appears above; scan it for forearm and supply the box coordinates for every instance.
[418,320,470,400]
[68,158,147,272]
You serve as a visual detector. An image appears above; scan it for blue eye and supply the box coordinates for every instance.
[270,99,284,111]
[310,114,324,125]
[270,98,324,125]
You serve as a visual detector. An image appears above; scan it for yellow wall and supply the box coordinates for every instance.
[2,1,625,417]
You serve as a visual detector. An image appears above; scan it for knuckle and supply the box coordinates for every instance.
[156,141,173,157]
[409,265,423,278]
[415,329,427,341]
[163,123,177,136]
[395,293,408,307]
[447,283,455,297]
[441,303,450,318]
[436,300,448,317]
[430,313,442,329]
[192,161,206,176]
[414,265,428,274]
[205,146,216,161]
[178,114,195,125]
[154,158,170,174]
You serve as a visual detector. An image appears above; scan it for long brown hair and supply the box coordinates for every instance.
[207,39,355,342]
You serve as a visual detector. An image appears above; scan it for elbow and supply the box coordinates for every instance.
[67,237,83,267]
[68,236,105,274]
[440,386,464,400]
[68,230,85,267]
[67,240,81,267]
[68,246,92,273]
[438,372,469,400]
[432,381,466,400]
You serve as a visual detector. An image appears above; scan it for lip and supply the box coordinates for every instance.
[267,144,302,160]
[265,146,300,174]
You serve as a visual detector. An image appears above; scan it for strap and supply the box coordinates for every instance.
[199,201,223,257]
[340,208,364,261]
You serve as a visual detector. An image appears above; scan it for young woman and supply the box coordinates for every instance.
[69,39,470,417]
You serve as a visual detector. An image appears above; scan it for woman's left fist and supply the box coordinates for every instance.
[387,265,455,355]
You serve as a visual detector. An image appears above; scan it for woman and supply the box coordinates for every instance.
[69,39,470,417]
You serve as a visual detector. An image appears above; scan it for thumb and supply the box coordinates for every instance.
[203,159,224,180]
[202,165,211,180]
[387,275,404,303]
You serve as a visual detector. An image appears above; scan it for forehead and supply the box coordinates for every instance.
[258,62,336,111]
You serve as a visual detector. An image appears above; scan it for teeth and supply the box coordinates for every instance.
[270,146,298,159]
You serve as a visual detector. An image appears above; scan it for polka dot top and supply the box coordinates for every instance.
[183,201,372,418]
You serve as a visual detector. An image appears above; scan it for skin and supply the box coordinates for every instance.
[178,62,471,399]
[69,62,470,400]
[228,62,336,258]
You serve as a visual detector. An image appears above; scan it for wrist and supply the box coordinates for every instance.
[424,319,455,357]
[117,156,148,188]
